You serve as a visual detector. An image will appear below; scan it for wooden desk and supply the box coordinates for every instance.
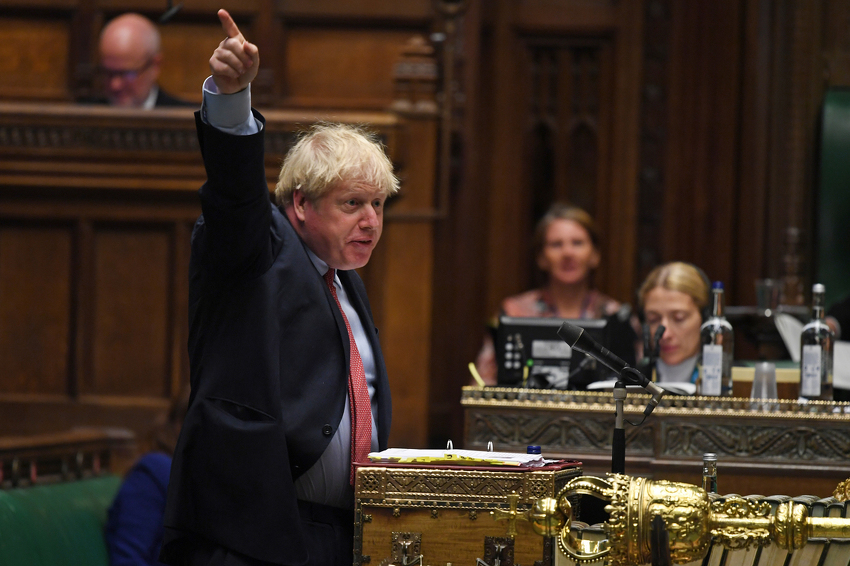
[461,386,850,498]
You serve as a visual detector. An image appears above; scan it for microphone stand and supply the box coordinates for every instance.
[611,366,648,475]
[555,322,664,477]
[612,380,627,474]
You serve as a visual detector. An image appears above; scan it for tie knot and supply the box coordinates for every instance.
[324,268,335,290]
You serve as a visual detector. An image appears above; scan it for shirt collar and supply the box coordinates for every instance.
[142,85,159,110]
[305,247,336,286]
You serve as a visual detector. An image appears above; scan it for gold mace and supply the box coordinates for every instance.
[526,474,850,565]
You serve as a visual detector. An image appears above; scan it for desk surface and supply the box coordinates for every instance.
[462,386,850,498]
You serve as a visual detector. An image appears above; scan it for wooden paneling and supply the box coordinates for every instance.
[157,23,222,104]
[0,224,72,395]
[284,28,415,109]
[90,226,172,397]
[2,0,850,454]
[0,100,439,452]
[481,0,643,317]
[661,1,743,287]
[0,17,70,101]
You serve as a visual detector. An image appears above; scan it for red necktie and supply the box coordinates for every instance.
[324,268,373,485]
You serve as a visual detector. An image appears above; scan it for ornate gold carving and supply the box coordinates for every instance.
[491,492,527,537]
[664,422,850,460]
[530,474,850,565]
[461,386,850,420]
[835,478,850,501]
[709,498,771,549]
[462,387,850,466]
[359,468,385,496]
[356,465,579,505]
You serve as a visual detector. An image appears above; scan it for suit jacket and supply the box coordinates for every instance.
[154,88,195,108]
[76,87,194,108]
[161,111,391,565]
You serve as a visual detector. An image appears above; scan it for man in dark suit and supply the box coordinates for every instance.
[160,9,396,566]
[98,13,192,108]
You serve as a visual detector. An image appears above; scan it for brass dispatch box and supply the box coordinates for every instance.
[354,461,582,566]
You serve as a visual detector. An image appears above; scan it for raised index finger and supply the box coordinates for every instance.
[218,9,243,40]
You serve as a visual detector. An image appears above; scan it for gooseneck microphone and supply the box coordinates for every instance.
[653,324,665,359]
[159,0,184,24]
[557,321,665,416]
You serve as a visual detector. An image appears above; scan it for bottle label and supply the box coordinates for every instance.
[801,344,822,397]
[701,345,723,396]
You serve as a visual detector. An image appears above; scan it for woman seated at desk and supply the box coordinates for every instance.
[475,203,638,388]
[638,261,710,384]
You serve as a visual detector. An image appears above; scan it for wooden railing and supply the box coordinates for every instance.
[0,428,136,487]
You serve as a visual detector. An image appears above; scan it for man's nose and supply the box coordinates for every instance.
[108,75,125,91]
[360,206,379,229]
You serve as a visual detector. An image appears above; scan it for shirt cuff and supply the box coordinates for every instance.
[200,76,261,135]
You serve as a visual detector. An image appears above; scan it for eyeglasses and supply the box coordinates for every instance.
[99,58,155,81]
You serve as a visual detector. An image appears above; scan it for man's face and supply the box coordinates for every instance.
[99,40,160,107]
[292,180,386,270]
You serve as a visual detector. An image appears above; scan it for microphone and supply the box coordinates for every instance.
[653,324,665,359]
[159,0,183,24]
[557,321,664,416]
[556,322,628,375]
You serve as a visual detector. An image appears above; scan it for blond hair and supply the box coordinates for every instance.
[638,261,710,312]
[275,122,399,206]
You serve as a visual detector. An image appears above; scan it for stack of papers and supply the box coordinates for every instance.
[367,448,546,467]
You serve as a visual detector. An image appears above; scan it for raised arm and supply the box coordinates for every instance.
[193,10,271,278]
[209,9,259,94]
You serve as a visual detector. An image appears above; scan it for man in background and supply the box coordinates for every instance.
[98,13,191,108]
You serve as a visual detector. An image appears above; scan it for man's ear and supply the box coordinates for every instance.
[291,189,308,222]
[151,53,164,77]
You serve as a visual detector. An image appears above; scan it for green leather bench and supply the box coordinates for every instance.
[0,475,121,566]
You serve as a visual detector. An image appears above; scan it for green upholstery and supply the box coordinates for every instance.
[817,88,850,308]
[0,475,120,566]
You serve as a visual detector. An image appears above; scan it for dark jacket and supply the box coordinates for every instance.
[161,111,391,565]
[154,88,195,108]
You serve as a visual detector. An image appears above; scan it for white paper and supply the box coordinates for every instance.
[835,341,850,389]
[368,448,545,467]
[774,313,804,362]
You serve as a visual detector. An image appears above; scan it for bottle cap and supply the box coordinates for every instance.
[813,283,825,294]
[702,452,717,462]
[527,445,541,454]
[712,281,724,290]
